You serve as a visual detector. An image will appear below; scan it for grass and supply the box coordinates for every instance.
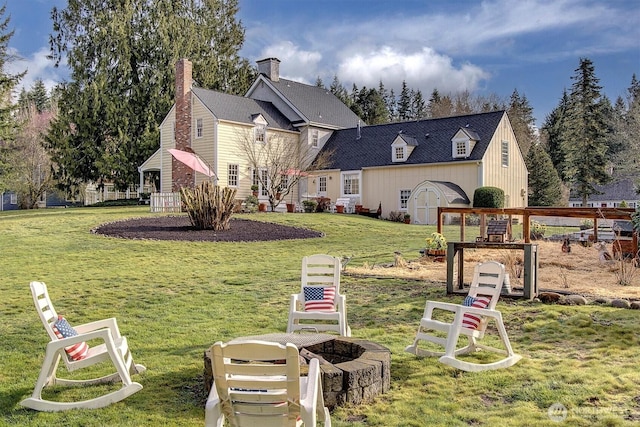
[1,206,639,426]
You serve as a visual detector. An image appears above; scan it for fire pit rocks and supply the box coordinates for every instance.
[204,333,391,409]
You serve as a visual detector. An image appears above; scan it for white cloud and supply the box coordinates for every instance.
[6,47,68,99]
[336,46,490,95]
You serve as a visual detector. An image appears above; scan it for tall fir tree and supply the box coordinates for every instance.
[526,142,563,206]
[46,0,255,191]
[397,80,411,121]
[563,58,611,206]
[508,89,536,157]
[542,90,571,181]
[329,75,349,106]
[0,5,26,192]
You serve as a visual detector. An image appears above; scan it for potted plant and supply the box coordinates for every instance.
[425,232,447,257]
[251,184,259,197]
[404,213,411,224]
[302,199,317,213]
[286,202,295,213]
[530,220,546,240]
[258,202,267,212]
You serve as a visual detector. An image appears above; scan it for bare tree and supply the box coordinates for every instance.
[237,129,333,211]
[12,103,56,208]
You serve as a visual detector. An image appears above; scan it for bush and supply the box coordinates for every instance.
[473,187,505,208]
[244,195,258,213]
[302,200,317,213]
[530,220,547,239]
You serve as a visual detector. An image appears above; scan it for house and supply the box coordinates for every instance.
[139,58,528,223]
[568,178,639,208]
[138,58,360,203]
[1,191,18,211]
[308,111,528,224]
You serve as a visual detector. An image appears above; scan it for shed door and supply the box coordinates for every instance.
[413,188,441,225]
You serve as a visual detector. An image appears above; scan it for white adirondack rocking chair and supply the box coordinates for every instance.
[21,281,146,411]
[205,340,331,427]
[405,261,522,372]
[287,254,351,337]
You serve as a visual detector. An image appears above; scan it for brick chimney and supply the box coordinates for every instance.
[257,58,280,82]
[172,58,194,191]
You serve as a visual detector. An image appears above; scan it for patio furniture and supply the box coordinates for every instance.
[205,340,331,426]
[405,261,522,371]
[21,281,145,411]
[287,254,351,337]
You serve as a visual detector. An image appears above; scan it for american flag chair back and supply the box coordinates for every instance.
[287,254,351,336]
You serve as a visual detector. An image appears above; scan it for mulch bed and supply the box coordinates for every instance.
[92,216,324,242]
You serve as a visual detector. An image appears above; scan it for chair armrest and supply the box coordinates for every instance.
[48,328,114,351]
[74,317,122,339]
[455,306,502,319]
[300,357,321,426]
[290,293,303,312]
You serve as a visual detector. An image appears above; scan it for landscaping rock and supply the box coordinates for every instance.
[538,292,563,304]
[611,299,631,309]
[564,294,588,305]
[593,297,612,305]
[630,301,640,310]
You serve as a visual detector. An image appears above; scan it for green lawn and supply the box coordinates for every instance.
[1,207,638,426]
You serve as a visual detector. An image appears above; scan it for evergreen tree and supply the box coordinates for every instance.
[412,89,427,119]
[542,90,570,181]
[526,143,562,206]
[329,75,348,105]
[0,5,26,192]
[314,76,324,88]
[46,0,255,190]
[508,89,536,157]
[612,74,640,180]
[377,80,394,122]
[356,87,387,125]
[397,80,411,121]
[563,58,611,206]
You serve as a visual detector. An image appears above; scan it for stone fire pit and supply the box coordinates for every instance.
[204,333,391,409]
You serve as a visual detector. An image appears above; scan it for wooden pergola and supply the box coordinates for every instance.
[437,207,637,244]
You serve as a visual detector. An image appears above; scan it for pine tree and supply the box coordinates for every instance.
[563,58,611,206]
[0,5,26,192]
[542,90,571,181]
[329,75,348,105]
[412,89,427,119]
[526,143,562,206]
[508,89,536,157]
[397,81,411,121]
[46,0,255,190]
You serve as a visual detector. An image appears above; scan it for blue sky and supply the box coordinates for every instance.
[5,0,640,127]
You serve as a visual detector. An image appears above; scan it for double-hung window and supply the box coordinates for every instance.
[227,164,238,187]
[342,172,360,196]
[196,118,203,138]
[400,189,411,210]
[255,125,266,143]
[501,140,509,167]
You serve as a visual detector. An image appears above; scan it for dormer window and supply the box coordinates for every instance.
[252,114,268,144]
[254,125,266,143]
[391,133,417,163]
[451,127,479,158]
[395,146,405,161]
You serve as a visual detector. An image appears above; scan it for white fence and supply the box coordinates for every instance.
[150,192,182,213]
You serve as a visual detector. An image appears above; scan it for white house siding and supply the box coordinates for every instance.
[356,162,480,218]
[191,97,216,187]
[481,115,528,207]
[159,108,176,193]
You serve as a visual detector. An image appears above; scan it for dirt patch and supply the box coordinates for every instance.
[92,216,323,242]
[346,241,640,300]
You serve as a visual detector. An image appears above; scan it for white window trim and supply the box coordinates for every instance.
[318,176,327,195]
[501,140,509,167]
[452,137,468,158]
[196,118,203,138]
[399,189,411,210]
[227,164,238,187]
[311,129,319,148]
[254,125,266,144]
[340,171,361,197]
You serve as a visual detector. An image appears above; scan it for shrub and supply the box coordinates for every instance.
[530,220,547,239]
[473,186,505,208]
[180,181,237,230]
[244,195,258,213]
[302,199,317,213]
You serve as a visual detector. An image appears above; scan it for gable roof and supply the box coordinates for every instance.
[317,110,506,170]
[192,87,295,131]
[248,76,362,129]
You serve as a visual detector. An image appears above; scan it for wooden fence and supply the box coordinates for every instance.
[150,192,182,213]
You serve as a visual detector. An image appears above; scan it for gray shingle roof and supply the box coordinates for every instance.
[192,87,295,131]
[318,110,506,170]
[568,178,639,202]
[266,78,362,129]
